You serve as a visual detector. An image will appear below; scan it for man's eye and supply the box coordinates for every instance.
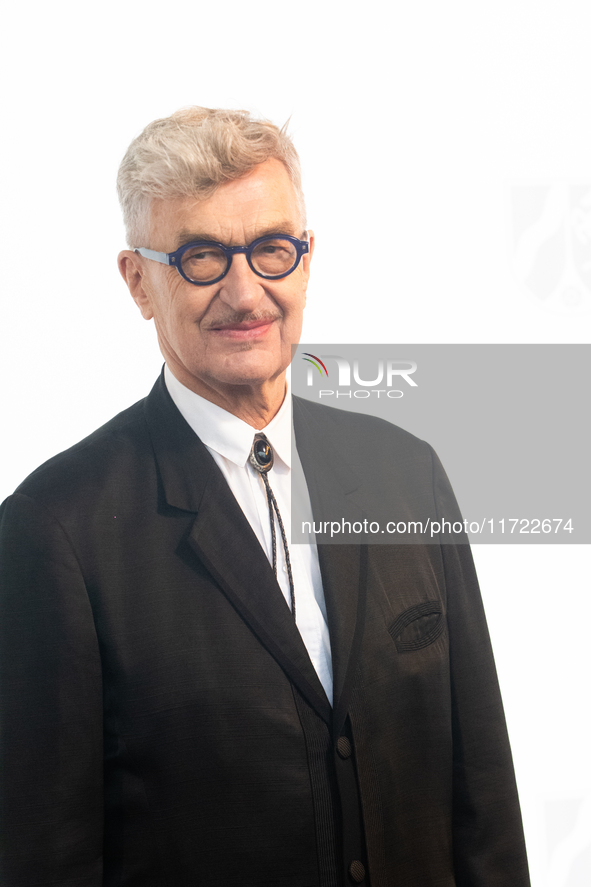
[186,249,217,262]
[257,240,292,255]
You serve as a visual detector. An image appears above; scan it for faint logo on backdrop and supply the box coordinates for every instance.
[546,796,591,886]
[510,184,591,313]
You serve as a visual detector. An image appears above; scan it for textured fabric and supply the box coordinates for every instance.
[0,371,531,887]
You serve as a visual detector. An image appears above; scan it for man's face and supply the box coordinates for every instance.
[122,159,313,407]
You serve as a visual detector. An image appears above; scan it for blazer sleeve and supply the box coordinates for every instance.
[0,492,103,886]
[430,447,531,886]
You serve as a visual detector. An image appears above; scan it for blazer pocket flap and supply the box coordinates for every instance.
[388,600,444,652]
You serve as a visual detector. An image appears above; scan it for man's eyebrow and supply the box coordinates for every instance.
[174,221,303,250]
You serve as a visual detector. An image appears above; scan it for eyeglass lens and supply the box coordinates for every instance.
[180,237,298,283]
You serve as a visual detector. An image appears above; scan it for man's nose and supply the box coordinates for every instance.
[217,253,265,312]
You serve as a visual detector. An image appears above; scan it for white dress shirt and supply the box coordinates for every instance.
[164,366,333,704]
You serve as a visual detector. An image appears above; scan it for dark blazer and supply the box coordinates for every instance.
[0,372,530,887]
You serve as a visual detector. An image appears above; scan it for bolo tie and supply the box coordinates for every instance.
[248,433,296,620]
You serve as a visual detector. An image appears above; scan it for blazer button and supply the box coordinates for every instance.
[337,736,352,759]
[348,859,366,883]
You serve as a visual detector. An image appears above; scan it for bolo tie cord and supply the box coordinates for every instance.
[249,434,296,621]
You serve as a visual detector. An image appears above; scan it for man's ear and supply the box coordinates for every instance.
[301,229,315,302]
[117,250,154,320]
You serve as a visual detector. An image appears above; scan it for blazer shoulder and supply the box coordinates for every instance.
[292,395,457,519]
[293,394,432,458]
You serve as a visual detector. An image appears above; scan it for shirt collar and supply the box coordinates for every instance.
[164,364,292,470]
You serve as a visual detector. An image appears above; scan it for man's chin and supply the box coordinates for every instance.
[203,352,286,388]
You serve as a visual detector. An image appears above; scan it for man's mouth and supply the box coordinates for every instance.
[206,315,280,340]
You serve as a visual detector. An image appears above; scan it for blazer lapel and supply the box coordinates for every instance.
[143,373,332,725]
[187,475,332,724]
[293,397,368,737]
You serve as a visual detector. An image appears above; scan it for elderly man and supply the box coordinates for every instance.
[0,107,530,887]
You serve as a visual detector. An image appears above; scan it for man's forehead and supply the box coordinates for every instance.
[148,159,302,250]
[173,219,302,249]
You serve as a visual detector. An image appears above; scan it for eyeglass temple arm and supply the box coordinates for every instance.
[135,248,174,265]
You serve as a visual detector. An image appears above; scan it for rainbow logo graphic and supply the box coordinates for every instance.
[302,353,329,377]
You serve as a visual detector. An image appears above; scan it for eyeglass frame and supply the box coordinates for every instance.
[135,233,310,286]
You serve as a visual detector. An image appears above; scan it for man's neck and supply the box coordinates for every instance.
[165,365,288,429]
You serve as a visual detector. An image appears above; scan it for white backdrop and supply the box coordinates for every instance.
[1,2,590,884]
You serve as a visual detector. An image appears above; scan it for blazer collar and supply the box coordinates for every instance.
[142,374,368,732]
[143,371,333,725]
[164,364,293,470]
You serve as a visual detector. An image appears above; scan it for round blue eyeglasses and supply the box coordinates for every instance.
[135,234,309,286]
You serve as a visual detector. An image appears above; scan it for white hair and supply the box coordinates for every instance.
[117,106,306,248]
